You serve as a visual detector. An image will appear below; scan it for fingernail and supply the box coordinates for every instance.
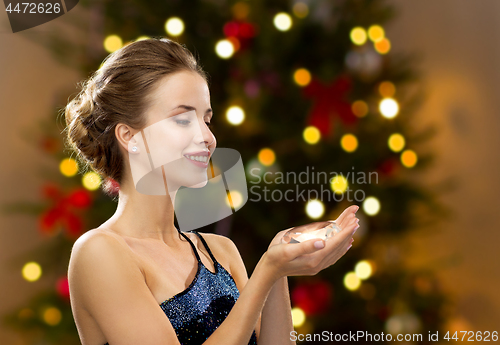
[314,240,325,249]
[350,238,354,243]
[348,244,352,250]
[354,206,359,213]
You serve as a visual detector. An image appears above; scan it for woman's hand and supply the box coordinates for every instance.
[263,205,360,280]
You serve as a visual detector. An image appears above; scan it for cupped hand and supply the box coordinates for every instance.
[264,205,360,279]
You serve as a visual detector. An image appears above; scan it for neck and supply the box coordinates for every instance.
[103,178,179,244]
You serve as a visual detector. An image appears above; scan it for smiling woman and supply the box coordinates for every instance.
[63,37,360,345]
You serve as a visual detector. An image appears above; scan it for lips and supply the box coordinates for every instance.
[184,151,210,167]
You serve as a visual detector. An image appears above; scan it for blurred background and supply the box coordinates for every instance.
[1,0,499,344]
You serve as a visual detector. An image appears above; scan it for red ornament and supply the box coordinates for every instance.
[38,184,92,238]
[66,188,92,209]
[56,276,70,300]
[222,20,257,52]
[291,279,333,316]
[377,158,399,177]
[302,75,358,137]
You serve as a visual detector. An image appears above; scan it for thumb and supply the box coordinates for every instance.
[287,238,325,259]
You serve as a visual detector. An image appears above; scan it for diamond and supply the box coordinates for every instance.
[281,221,342,244]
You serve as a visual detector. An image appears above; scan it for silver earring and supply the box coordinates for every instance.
[132,146,138,152]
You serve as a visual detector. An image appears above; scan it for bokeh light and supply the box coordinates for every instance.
[355,260,373,280]
[22,262,42,282]
[60,158,78,177]
[225,190,243,209]
[215,39,235,59]
[303,126,320,144]
[258,148,276,166]
[375,38,391,54]
[42,306,62,326]
[401,149,418,168]
[379,81,396,97]
[352,100,368,117]
[306,199,324,219]
[82,171,101,191]
[292,2,309,18]
[274,12,292,31]
[330,175,348,194]
[291,307,306,327]
[341,134,358,152]
[388,133,405,152]
[379,98,399,118]
[165,17,185,36]
[362,196,380,216]
[344,272,361,291]
[368,25,385,42]
[103,34,122,53]
[350,27,367,45]
[226,106,245,125]
[135,35,150,41]
[232,2,250,20]
[293,68,311,87]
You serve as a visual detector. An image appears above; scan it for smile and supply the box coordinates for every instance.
[185,155,209,163]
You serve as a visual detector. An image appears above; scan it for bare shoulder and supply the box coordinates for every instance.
[70,228,129,266]
[68,228,140,307]
[195,232,247,278]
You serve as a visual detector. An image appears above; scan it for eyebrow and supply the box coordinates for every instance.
[170,105,213,114]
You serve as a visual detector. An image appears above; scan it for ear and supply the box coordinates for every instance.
[115,123,140,154]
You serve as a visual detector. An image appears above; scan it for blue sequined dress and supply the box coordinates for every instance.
[103,230,258,345]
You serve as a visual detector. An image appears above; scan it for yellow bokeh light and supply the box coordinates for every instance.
[350,27,367,45]
[165,17,184,36]
[225,190,243,209]
[375,38,391,54]
[292,2,309,18]
[135,35,150,41]
[388,133,405,152]
[60,158,78,177]
[341,134,358,152]
[344,272,361,291]
[232,2,250,20]
[43,307,62,326]
[352,100,369,117]
[22,262,42,282]
[379,81,396,97]
[401,149,418,168]
[379,98,399,118]
[330,175,348,194]
[303,126,321,145]
[103,35,122,53]
[215,39,235,59]
[258,148,276,166]
[355,260,373,280]
[274,12,292,31]
[368,25,385,42]
[226,106,245,125]
[82,171,101,191]
[291,307,306,327]
[293,68,311,87]
[363,196,380,216]
[306,199,324,219]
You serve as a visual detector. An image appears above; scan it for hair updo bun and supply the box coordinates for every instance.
[63,37,209,197]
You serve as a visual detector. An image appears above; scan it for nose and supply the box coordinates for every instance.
[197,118,216,147]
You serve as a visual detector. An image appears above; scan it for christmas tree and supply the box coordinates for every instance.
[2,0,454,343]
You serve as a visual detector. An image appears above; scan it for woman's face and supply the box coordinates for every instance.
[129,70,216,194]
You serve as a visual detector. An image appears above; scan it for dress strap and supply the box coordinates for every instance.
[192,231,218,266]
[176,228,202,262]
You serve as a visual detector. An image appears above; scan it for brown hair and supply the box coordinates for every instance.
[63,37,209,196]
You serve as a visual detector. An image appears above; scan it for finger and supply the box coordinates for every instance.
[286,238,326,259]
[335,205,359,225]
[339,213,356,230]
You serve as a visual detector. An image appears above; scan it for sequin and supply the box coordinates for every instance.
[103,230,257,345]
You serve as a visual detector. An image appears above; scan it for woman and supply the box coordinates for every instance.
[65,37,360,345]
